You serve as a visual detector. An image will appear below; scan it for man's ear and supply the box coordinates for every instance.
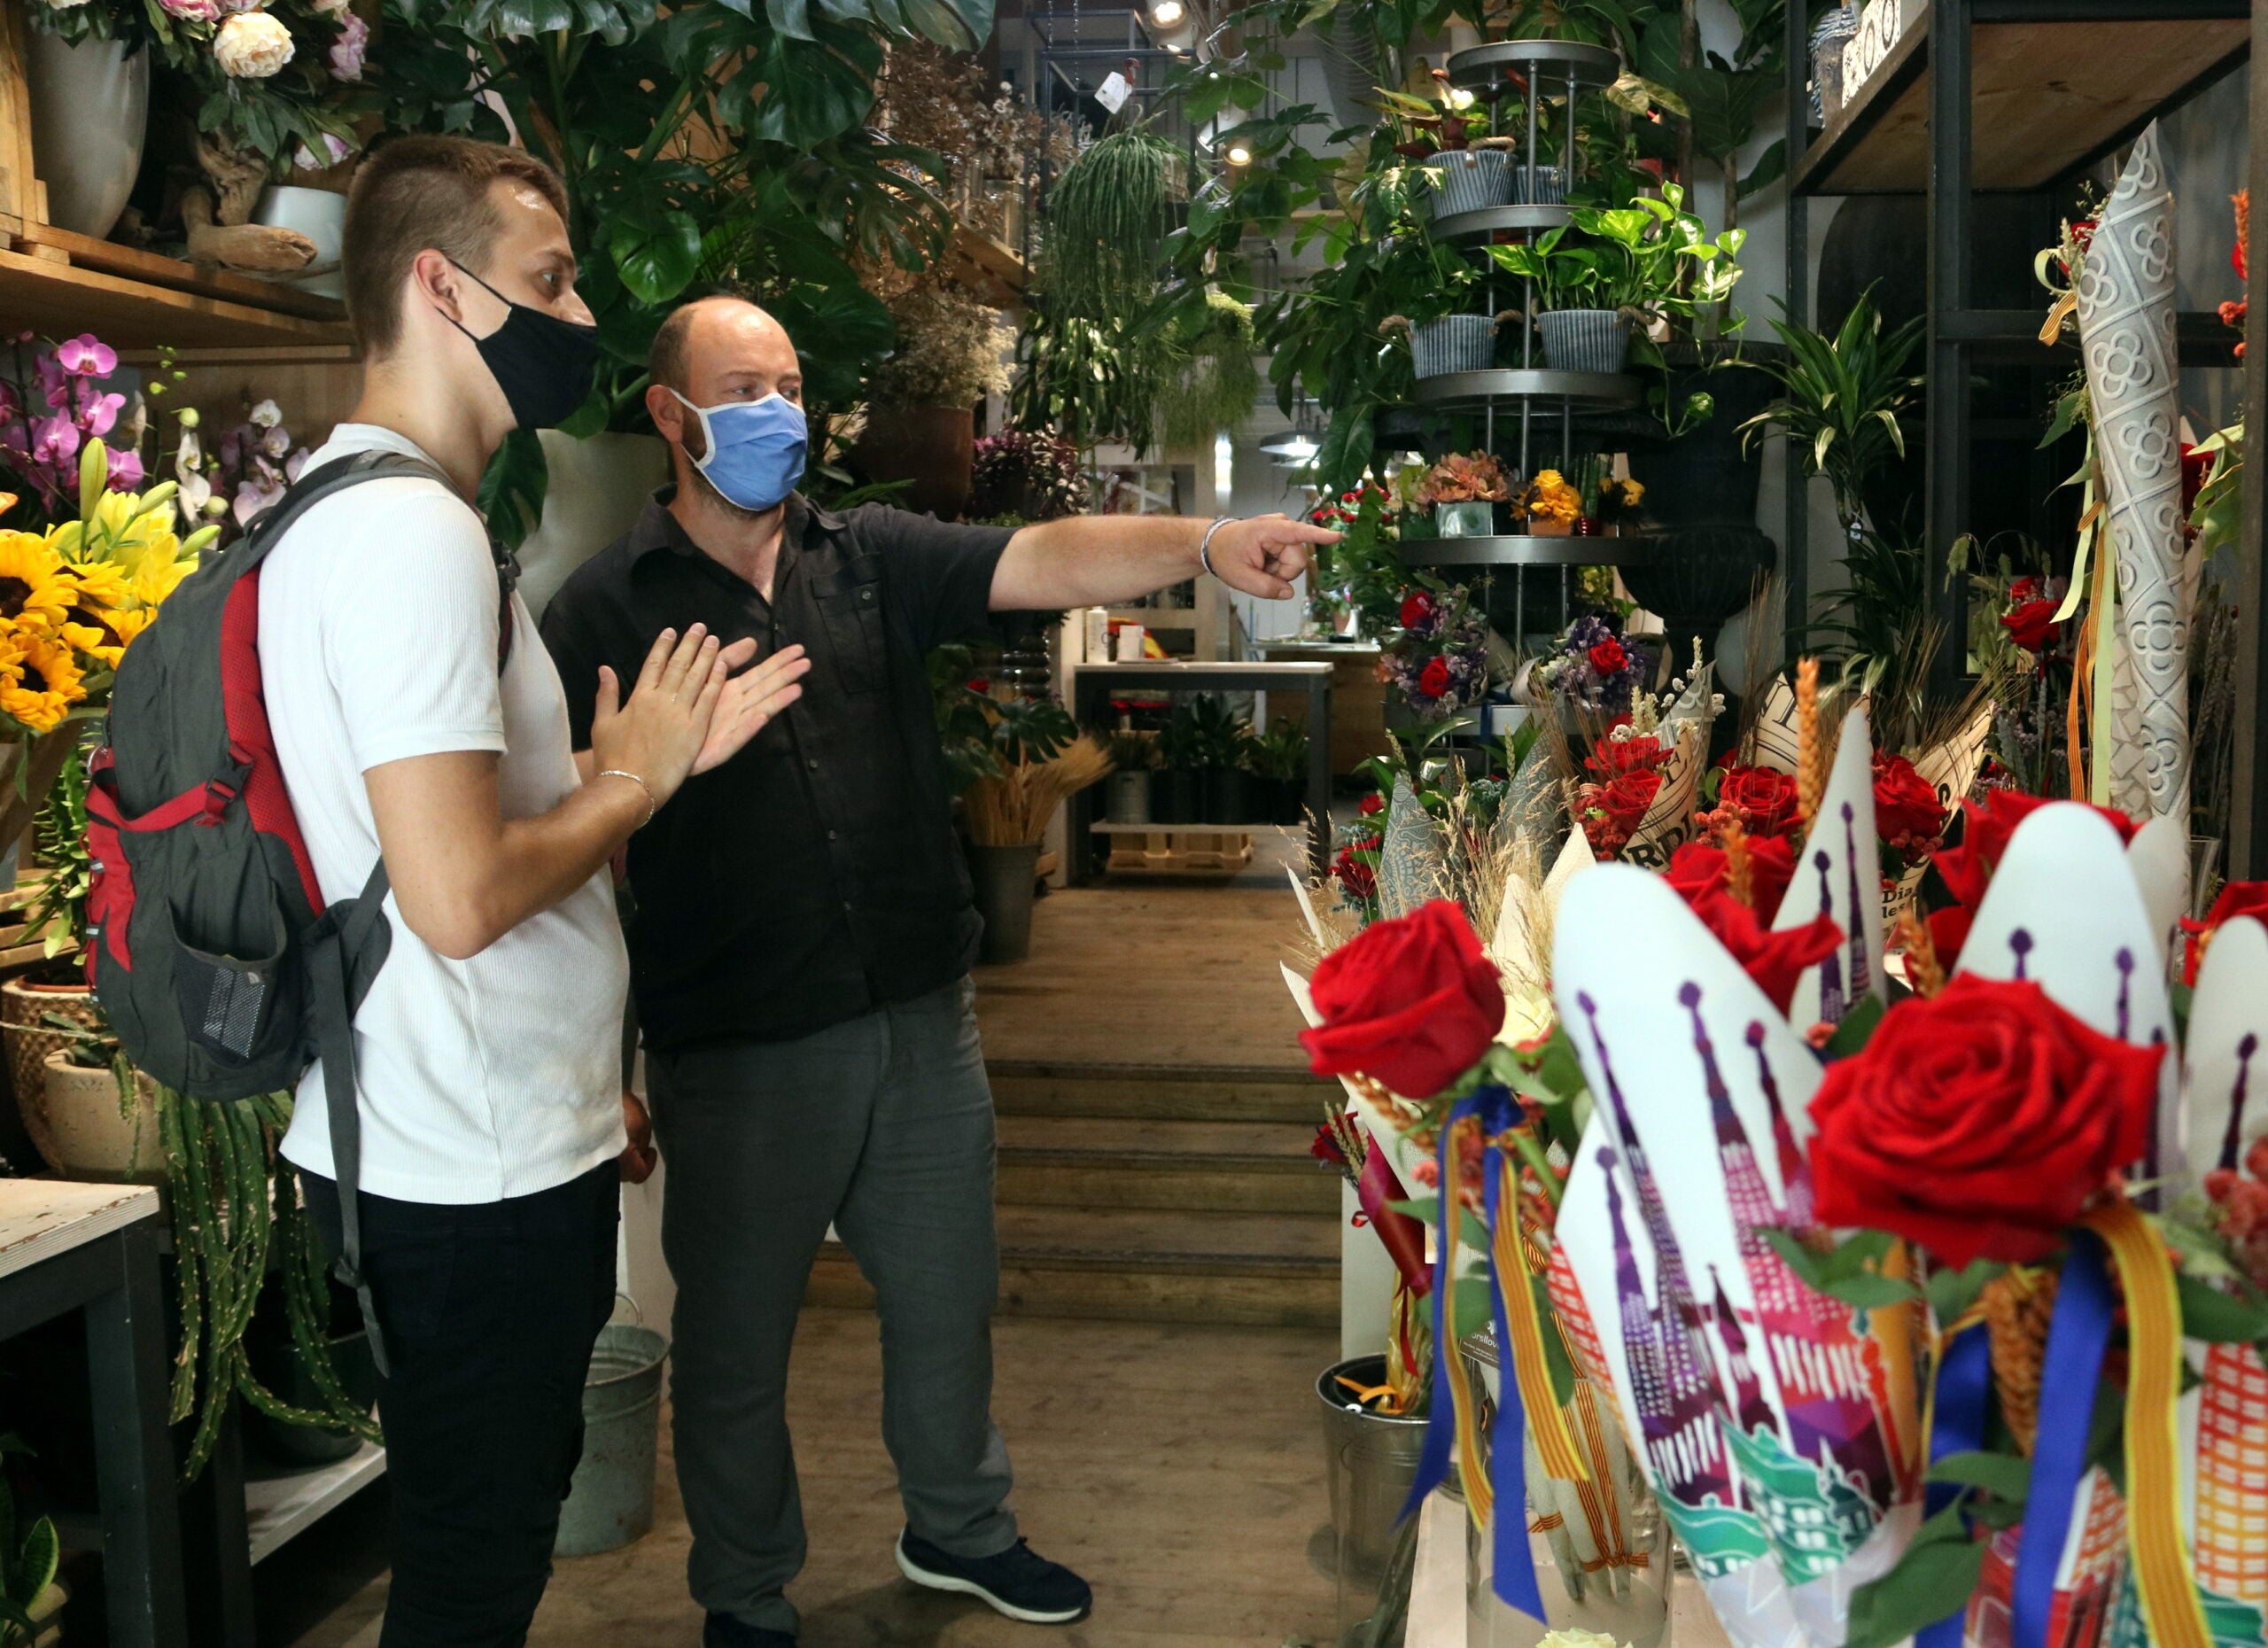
[646,384,706,460]
[408,248,466,329]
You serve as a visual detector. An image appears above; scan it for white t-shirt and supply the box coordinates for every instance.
[264,424,628,1203]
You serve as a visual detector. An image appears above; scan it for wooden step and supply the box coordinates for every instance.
[805,1204,1340,1328]
[988,1058,1334,1124]
[995,1116,1338,1214]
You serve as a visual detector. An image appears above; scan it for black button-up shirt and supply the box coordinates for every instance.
[539,489,1014,1049]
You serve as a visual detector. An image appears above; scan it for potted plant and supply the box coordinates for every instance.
[1155,701,1204,825]
[968,430,1087,524]
[30,1019,164,1185]
[853,279,1016,519]
[1246,719,1310,825]
[1486,184,1745,374]
[1414,452,1513,538]
[1188,695,1254,825]
[1576,456,1647,537]
[0,1433,66,1648]
[1516,468,1583,536]
[1101,728,1157,824]
[959,699,1109,963]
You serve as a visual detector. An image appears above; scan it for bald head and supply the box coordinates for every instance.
[647,295,801,406]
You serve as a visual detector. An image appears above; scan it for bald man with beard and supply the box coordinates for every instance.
[539,293,1336,1647]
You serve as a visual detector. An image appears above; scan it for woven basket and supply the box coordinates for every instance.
[3,977,99,1123]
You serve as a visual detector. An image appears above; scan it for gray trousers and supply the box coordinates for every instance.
[649,978,1017,1634]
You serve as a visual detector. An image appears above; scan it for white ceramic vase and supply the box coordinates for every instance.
[515,431,672,622]
[23,30,149,240]
[252,184,348,299]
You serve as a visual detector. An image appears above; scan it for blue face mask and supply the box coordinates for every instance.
[668,388,807,513]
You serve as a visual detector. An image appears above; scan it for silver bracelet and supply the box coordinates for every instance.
[596,768,658,828]
[1198,515,1237,579]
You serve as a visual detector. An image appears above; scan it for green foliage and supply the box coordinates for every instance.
[1844,1500,1990,1648]
[477,428,551,555]
[23,750,91,960]
[1009,305,1163,453]
[1157,294,1262,448]
[1738,286,1924,538]
[1761,1227,1920,1310]
[370,0,979,434]
[0,1433,57,1647]
[1185,694,1254,770]
[1484,183,1744,333]
[1040,130,1186,316]
[1246,717,1309,783]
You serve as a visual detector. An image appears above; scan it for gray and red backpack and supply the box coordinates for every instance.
[86,449,512,1369]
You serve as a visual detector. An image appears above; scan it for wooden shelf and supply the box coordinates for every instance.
[0,217,351,351]
[245,1441,385,1565]
[1792,4,2248,195]
[943,223,1029,308]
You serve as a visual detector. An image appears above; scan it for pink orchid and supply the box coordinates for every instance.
[53,334,117,377]
[30,413,80,469]
[328,12,367,79]
[34,356,68,410]
[105,447,145,491]
[234,476,284,525]
[75,386,126,439]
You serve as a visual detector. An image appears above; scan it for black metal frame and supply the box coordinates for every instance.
[0,1216,188,1648]
[2229,0,2268,878]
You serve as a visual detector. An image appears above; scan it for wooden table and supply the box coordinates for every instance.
[1068,661,1335,882]
[0,1181,186,1648]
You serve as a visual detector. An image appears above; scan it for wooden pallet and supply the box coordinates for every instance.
[1104,831,1254,876]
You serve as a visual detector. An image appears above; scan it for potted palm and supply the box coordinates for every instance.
[1486,184,1745,375]
[1246,719,1310,825]
[1189,695,1254,825]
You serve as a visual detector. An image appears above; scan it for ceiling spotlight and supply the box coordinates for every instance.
[1225,142,1252,166]
[1260,414,1322,467]
[1150,0,1185,25]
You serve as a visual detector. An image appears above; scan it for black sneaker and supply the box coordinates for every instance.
[702,1613,796,1648]
[896,1530,1092,1624]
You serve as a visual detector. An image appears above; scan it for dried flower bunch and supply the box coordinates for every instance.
[867,283,1016,409]
[969,430,1085,523]
[1415,452,1511,508]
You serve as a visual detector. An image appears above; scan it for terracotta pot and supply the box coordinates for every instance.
[852,406,975,519]
[28,1052,164,1183]
[2,976,97,1120]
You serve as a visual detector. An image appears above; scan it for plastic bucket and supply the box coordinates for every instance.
[1537,309,1633,374]
[1410,315,1498,379]
[1426,149,1512,218]
[555,1318,670,1557]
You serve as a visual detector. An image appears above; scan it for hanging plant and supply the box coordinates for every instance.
[1039,128,1185,316]
[1157,292,1260,448]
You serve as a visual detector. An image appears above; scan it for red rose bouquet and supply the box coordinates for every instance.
[1702,763,1802,840]
[1871,751,1947,866]
[1301,900,1507,1100]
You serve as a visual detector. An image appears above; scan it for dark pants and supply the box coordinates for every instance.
[303,1158,619,1648]
[649,978,1015,1636]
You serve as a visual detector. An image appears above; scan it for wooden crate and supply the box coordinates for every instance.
[1104,831,1254,877]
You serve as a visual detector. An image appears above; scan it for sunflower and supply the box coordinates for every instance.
[0,632,86,733]
[0,532,75,634]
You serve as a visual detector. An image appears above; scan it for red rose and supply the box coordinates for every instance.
[1359,793,1386,817]
[1689,892,1843,1014]
[1586,733,1666,777]
[2000,598,2059,653]
[1598,769,1661,829]
[1588,638,1629,676]
[1400,591,1436,630]
[1871,752,1947,850]
[1934,790,2136,910]
[1806,974,2164,1267]
[2180,880,2268,983]
[1301,900,1507,1100]
[1715,766,1803,838]
[1334,846,1378,902]
[967,677,990,694]
[1927,905,1974,971]
[2008,576,2041,602]
[1418,657,1454,698]
[1666,836,1798,926]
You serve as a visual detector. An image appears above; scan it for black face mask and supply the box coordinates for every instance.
[442,259,601,431]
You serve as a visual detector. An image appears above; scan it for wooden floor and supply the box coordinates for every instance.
[267,861,1350,1648]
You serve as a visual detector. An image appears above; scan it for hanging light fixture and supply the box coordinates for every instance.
[1260,404,1323,467]
[1150,0,1185,25]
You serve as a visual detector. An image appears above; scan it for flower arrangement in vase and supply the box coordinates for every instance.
[1528,615,1653,714]
[1575,456,1644,537]
[1415,451,1513,539]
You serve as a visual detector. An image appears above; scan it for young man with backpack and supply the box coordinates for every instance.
[94,136,809,1647]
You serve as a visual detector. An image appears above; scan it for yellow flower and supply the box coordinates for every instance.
[1620,478,1645,505]
[128,554,194,609]
[0,632,86,733]
[0,532,75,634]
[65,490,183,582]
[58,606,133,670]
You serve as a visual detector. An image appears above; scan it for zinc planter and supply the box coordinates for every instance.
[1105,770,1152,825]
[555,1320,670,1556]
[1536,309,1633,374]
[1433,501,1496,539]
[515,431,671,623]
[1509,165,1566,206]
[23,32,147,240]
[1426,149,1513,217]
[31,1053,164,1183]
[1410,315,1498,379]
[252,185,346,299]
[1317,1354,1428,1587]
[1198,766,1249,826]
[1153,767,1200,826]
[967,843,1041,965]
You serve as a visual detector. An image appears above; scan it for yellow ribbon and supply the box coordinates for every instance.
[1494,1152,1590,1484]
[1441,1117,1496,1533]
[2081,1201,2210,1648]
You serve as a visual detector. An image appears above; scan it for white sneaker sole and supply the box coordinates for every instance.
[894,1540,1091,1625]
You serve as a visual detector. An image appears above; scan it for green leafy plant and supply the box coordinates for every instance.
[1185,694,1254,771]
[1483,183,1744,334]
[22,755,89,960]
[1157,293,1261,447]
[0,1433,58,1647]
[1738,286,1924,540]
[1039,129,1185,317]
[1246,718,1309,783]
[1158,699,1204,772]
[1100,727,1159,772]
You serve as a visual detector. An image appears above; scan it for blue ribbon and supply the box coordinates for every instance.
[1916,1324,1993,1648]
[2012,1236,2115,1648]
[1395,1086,1544,1620]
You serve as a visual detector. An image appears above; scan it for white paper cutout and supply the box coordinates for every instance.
[2125,814,2189,967]
[1775,705,1886,1028]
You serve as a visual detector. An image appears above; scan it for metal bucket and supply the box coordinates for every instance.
[1510,165,1567,205]
[555,1317,670,1557]
[1316,1355,1429,1582]
[1537,309,1633,374]
[1410,315,1498,379]
[1426,149,1513,217]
